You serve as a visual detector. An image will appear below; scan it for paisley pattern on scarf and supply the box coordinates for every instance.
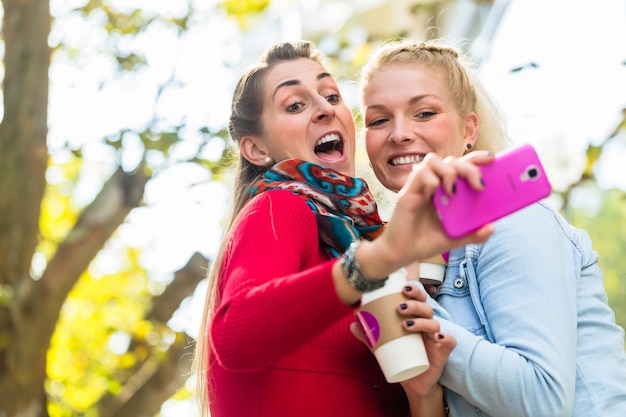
[250,159,385,258]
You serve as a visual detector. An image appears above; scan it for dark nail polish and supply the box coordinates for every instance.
[451,183,457,195]
[404,286,412,292]
[399,303,408,310]
[437,333,445,340]
[405,320,415,327]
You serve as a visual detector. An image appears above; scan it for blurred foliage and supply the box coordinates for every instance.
[39,153,163,415]
[46,248,154,414]
[219,0,271,28]
[569,186,626,332]
[39,155,82,259]
[65,0,191,71]
[563,117,626,332]
[38,1,236,415]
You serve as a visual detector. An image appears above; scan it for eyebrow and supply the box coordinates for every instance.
[365,94,434,111]
[408,94,433,105]
[272,72,331,99]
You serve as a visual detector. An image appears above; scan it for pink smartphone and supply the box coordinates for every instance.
[432,144,552,238]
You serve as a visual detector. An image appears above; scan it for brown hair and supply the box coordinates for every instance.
[360,39,511,153]
[193,41,326,416]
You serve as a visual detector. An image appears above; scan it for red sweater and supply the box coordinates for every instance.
[208,190,408,417]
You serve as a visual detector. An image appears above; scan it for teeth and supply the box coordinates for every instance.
[316,133,340,147]
[391,155,425,166]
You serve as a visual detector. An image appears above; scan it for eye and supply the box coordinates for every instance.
[286,101,305,112]
[416,110,437,119]
[366,118,389,128]
[326,93,340,104]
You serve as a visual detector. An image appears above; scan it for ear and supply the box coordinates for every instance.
[239,135,270,167]
[464,112,478,146]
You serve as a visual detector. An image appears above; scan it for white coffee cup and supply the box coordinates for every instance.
[356,269,429,383]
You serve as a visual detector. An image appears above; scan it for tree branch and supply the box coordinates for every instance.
[12,167,149,394]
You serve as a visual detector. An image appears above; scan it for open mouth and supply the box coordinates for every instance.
[390,154,425,166]
[314,133,344,160]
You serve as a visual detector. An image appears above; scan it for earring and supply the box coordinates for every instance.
[466,143,473,150]
[264,156,274,166]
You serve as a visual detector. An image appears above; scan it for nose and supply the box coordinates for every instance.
[388,119,414,144]
[312,95,335,122]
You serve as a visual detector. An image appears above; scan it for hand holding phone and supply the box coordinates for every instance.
[432,144,552,238]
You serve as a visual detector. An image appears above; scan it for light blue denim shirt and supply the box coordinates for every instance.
[429,201,626,417]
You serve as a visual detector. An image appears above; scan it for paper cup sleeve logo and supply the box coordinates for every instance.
[356,311,380,349]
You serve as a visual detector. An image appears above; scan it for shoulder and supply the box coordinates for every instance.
[494,201,586,245]
[493,201,563,237]
[468,201,588,260]
[234,189,318,240]
[460,202,564,260]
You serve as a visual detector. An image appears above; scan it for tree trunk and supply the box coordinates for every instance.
[0,0,51,415]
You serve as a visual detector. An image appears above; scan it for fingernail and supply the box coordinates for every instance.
[437,333,445,340]
[451,183,457,195]
[405,320,415,327]
[399,303,408,310]
[404,286,412,292]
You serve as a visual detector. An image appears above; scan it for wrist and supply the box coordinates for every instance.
[406,383,448,417]
[341,241,388,293]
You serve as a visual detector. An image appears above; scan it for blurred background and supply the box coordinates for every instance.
[1,0,625,416]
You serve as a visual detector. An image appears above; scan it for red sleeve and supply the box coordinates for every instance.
[210,190,356,371]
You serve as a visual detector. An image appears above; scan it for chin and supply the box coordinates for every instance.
[321,158,352,175]
[384,177,405,193]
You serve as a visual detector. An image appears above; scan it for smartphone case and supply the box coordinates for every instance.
[432,144,552,238]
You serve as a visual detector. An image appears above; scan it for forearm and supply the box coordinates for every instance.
[440,327,574,417]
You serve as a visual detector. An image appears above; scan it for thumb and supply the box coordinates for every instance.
[349,321,367,344]
[434,332,457,355]
[423,332,457,370]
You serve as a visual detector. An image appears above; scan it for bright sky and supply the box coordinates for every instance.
[477,0,626,192]
[45,0,626,415]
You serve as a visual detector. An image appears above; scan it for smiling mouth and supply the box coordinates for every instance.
[314,133,344,159]
[390,154,425,166]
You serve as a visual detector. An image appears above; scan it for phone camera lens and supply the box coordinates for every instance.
[527,167,538,178]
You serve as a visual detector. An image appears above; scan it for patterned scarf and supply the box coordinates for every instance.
[250,159,385,258]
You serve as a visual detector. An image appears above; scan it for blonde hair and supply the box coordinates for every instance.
[192,41,327,417]
[359,39,511,153]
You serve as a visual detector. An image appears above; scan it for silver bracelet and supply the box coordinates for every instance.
[340,241,388,293]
